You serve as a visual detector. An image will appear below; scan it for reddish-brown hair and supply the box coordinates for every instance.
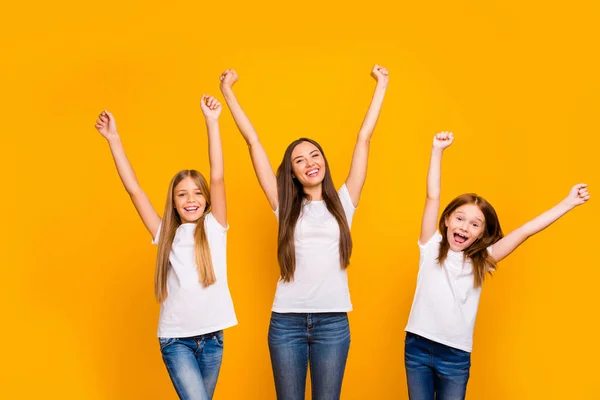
[438,193,504,287]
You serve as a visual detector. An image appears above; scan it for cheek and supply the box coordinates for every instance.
[291,163,303,177]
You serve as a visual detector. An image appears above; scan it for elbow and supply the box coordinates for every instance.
[426,193,440,201]
[247,138,261,148]
[127,186,144,198]
[210,176,225,185]
[356,136,371,146]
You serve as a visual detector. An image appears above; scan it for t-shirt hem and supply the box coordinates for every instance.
[405,328,473,353]
[271,307,352,313]
[157,319,238,338]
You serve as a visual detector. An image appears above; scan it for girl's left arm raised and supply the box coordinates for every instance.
[345,64,389,207]
[201,95,227,228]
[492,184,590,262]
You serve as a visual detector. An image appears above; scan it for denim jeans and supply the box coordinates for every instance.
[159,330,224,400]
[404,332,471,400]
[268,312,350,400]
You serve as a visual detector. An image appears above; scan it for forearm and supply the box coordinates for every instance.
[520,200,574,238]
[221,87,260,146]
[426,148,443,199]
[107,136,142,195]
[205,119,224,182]
[357,83,387,142]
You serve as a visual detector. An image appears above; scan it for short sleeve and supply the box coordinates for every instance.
[338,184,357,228]
[418,231,442,248]
[205,212,229,233]
[152,221,163,245]
[418,231,442,257]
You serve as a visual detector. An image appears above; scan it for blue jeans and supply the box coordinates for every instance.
[404,332,471,400]
[159,331,224,400]
[268,312,350,400]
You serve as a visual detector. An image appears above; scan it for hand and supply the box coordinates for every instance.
[562,183,590,207]
[95,110,118,140]
[201,95,222,120]
[219,69,239,91]
[432,131,454,150]
[371,64,389,86]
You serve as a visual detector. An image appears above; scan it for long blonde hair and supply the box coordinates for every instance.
[155,170,216,302]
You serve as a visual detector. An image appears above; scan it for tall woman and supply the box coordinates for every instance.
[220,66,388,399]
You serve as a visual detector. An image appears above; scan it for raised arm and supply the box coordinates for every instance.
[419,132,454,245]
[345,65,389,206]
[219,69,278,211]
[491,184,590,262]
[200,95,227,228]
[95,111,161,237]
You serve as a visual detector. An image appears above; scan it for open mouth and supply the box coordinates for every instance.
[184,206,199,213]
[306,168,319,178]
[453,232,468,244]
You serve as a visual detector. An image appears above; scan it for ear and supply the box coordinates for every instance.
[444,216,449,228]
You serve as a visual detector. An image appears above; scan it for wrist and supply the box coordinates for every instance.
[220,85,234,94]
[107,134,121,146]
[204,117,220,125]
[558,199,576,211]
[375,80,388,90]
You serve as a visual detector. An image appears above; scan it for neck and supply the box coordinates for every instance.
[303,184,323,201]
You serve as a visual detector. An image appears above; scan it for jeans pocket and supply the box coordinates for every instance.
[405,332,417,345]
[213,331,224,348]
[448,345,470,357]
[158,337,177,351]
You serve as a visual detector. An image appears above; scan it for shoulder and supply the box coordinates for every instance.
[205,212,229,233]
[338,184,357,212]
[418,231,443,249]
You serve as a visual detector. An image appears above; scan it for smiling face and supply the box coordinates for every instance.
[173,176,207,223]
[444,203,486,252]
[290,141,326,189]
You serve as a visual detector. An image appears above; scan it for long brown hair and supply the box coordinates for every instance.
[276,138,353,282]
[437,193,504,288]
[155,169,216,302]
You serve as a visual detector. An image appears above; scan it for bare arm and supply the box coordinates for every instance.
[419,132,454,245]
[492,184,590,262]
[346,65,389,206]
[200,95,227,228]
[219,69,278,211]
[95,111,161,237]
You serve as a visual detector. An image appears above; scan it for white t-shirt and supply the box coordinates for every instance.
[272,184,356,313]
[152,212,237,338]
[405,231,493,353]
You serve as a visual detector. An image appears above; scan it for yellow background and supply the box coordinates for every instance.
[1,0,599,398]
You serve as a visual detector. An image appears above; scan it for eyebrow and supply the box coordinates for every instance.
[176,188,200,192]
[293,150,320,161]
[455,211,484,223]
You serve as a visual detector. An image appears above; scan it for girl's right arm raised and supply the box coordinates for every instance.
[219,69,278,211]
[419,132,454,245]
[95,111,161,237]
